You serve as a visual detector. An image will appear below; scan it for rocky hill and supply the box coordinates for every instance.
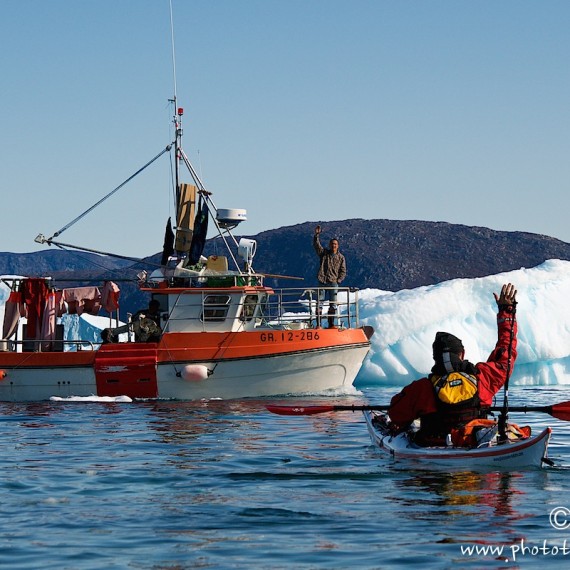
[246,219,570,291]
[2,219,570,316]
[0,249,131,276]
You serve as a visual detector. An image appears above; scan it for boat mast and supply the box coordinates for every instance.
[166,1,250,274]
[173,106,183,209]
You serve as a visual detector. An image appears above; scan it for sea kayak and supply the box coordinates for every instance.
[363,411,552,469]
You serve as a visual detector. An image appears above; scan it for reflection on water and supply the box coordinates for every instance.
[391,469,527,522]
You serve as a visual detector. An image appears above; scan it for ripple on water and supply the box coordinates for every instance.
[1,387,569,569]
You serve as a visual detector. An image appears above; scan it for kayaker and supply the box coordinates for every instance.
[313,225,347,328]
[386,283,517,446]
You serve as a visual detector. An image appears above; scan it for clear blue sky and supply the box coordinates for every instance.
[2,1,569,258]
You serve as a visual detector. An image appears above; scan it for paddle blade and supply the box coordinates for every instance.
[551,401,570,421]
[266,405,336,416]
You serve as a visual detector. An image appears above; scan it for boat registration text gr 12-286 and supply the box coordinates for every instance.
[260,331,321,342]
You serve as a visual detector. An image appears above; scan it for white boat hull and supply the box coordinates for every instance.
[157,344,369,400]
[0,337,369,401]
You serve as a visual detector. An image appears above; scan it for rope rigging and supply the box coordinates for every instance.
[48,144,173,241]
[43,238,168,271]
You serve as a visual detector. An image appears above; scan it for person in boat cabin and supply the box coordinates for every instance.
[100,328,113,344]
[133,299,162,326]
[132,299,162,342]
[386,283,518,446]
[313,225,347,328]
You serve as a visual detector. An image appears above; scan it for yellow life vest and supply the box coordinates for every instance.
[430,371,478,405]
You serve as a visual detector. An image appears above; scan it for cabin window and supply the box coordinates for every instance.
[201,295,231,322]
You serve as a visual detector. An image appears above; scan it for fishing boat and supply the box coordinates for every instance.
[0,101,372,402]
[363,411,551,469]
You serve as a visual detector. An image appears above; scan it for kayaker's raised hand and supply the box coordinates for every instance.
[494,283,517,309]
[315,225,322,236]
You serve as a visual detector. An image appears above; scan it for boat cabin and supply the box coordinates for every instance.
[145,285,271,334]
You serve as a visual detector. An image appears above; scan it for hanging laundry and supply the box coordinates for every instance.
[161,217,175,266]
[101,281,121,313]
[55,290,66,317]
[63,287,102,315]
[20,278,50,339]
[41,290,57,351]
[1,290,23,340]
[186,193,209,266]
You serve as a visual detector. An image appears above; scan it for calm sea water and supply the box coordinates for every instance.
[1,385,569,570]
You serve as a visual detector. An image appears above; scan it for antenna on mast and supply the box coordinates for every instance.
[169,0,178,104]
[169,0,182,201]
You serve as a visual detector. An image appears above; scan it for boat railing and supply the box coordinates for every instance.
[260,286,361,330]
[1,338,97,353]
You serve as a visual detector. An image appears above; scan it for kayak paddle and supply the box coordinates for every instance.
[266,401,570,421]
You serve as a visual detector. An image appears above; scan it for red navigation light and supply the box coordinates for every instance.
[177,107,184,116]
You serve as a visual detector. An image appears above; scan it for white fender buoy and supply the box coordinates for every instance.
[181,365,209,381]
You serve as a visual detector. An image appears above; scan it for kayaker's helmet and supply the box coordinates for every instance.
[432,332,464,363]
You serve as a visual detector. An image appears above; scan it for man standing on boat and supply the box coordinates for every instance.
[386,283,518,446]
[313,225,347,328]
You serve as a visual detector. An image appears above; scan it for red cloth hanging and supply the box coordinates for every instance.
[101,281,121,313]
[20,279,50,339]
